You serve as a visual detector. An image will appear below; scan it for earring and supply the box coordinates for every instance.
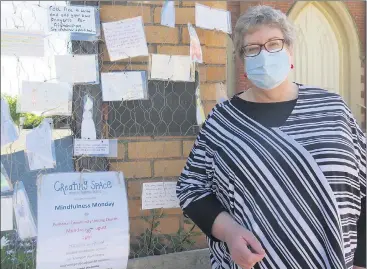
[291,64,294,69]
[244,73,247,78]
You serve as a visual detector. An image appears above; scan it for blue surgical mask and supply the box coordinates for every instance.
[245,49,291,90]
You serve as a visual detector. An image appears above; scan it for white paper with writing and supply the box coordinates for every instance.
[74,139,110,156]
[26,119,55,171]
[1,196,13,232]
[102,16,149,61]
[195,3,232,34]
[36,172,129,269]
[13,182,37,239]
[161,1,175,28]
[1,30,45,57]
[1,98,19,147]
[142,182,180,210]
[55,55,98,84]
[188,23,203,63]
[19,81,72,115]
[150,54,195,82]
[101,72,145,101]
[48,5,96,34]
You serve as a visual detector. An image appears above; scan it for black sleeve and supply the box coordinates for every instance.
[353,196,366,267]
[183,194,227,242]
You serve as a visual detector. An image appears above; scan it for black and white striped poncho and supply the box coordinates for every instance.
[177,86,366,269]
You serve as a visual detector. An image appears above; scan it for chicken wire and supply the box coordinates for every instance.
[0,1,220,268]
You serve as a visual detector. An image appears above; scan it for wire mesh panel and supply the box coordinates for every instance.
[0,1,231,268]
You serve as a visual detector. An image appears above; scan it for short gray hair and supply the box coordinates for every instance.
[234,5,296,59]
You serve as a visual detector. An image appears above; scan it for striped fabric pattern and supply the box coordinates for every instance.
[177,86,366,269]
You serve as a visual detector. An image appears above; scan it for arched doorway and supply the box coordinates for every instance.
[288,1,363,124]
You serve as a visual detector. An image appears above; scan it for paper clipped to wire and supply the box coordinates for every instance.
[1,196,13,232]
[19,81,72,115]
[161,1,175,28]
[101,71,146,101]
[81,95,96,140]
[1,30,45,57]
[26,119,56,171]
[1,162,13,193]
[48,5,97,34]
[195,3,232,34]
[142,182,180,210]
[74,139,110,156]
[102,16,149,61]
[13,181,37,240]
[55,55,99,84]
[36,172,129,269]
[188,23,203,63]
[1,98,19,147]
[150,54,195,82]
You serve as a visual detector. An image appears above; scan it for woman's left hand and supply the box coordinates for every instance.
[353,266,366,269]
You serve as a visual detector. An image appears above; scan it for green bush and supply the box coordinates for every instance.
[2,95,44,129]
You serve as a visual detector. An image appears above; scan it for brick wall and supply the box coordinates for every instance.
[230,1,366,129]
[100,1,228,248]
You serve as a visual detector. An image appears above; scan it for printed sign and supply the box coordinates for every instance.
[74,139,110,156]
[36,172,129,269]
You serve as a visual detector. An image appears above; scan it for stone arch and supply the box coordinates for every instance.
[288,1,363,123]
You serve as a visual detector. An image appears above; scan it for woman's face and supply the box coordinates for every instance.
[243,25,293,65]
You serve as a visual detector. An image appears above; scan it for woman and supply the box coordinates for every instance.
[177,5,366,269]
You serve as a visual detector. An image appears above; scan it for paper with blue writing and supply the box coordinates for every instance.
[36,172,129,269]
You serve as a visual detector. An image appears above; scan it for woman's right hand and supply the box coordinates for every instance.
[223,221,266,269]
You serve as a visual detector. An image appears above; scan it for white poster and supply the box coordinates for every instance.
[48,6,96,34]
[195,3,232,34]
[74,139,110,156]
[150,54,195,82]
[19,81,72,115]
[1,30,45,57]
[55,55,99,84]
[101,72,146,101]
[1,196,13,232]
[36,172,129,269]
[142,182,180,210]
[102,16,149,61]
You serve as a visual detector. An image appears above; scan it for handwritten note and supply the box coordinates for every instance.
[1,30,44,57]
[188,23,203,63]
[195,3,232,34]
[1,197,13,232]
[101,72,146,101]
[142,182,180,210]
[48,5,96,34]
[150,54,195,82]
[19,81,72,115]
[55,55,98,84]
[102,16,149,61]
[74,139,110,156]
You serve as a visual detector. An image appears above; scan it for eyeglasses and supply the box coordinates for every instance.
[242,39,285,57]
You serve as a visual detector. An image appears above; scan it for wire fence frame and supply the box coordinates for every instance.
[0,1,225,268]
